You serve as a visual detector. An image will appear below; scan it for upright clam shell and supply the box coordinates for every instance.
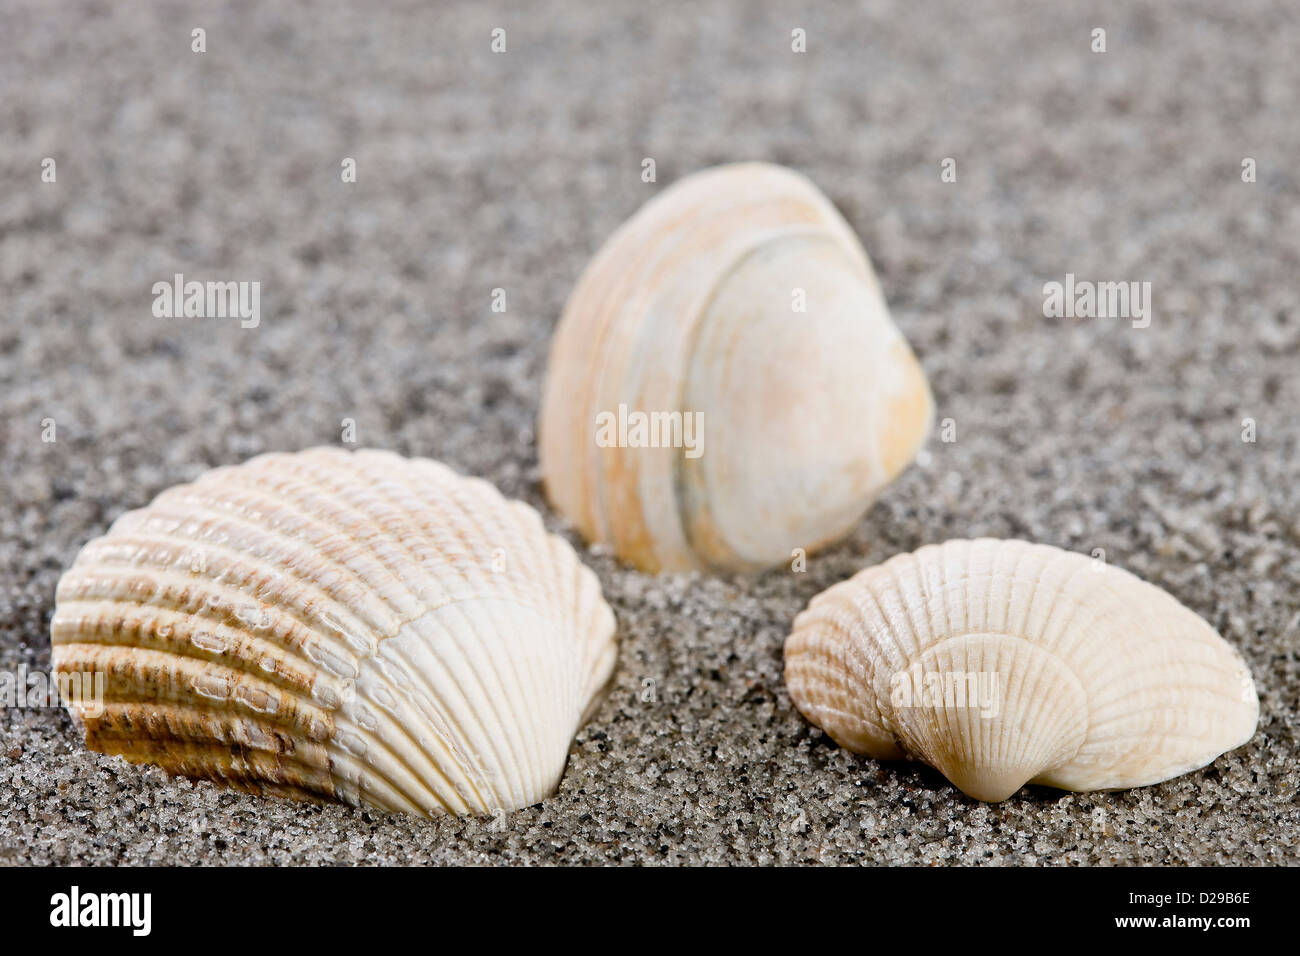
[50,448,618,817]
[784,539,1258,801]
[539,162,933,573]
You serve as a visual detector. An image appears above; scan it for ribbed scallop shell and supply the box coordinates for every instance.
[785,539,1258,801]
[539,162,933,573]
[50,447,618,817]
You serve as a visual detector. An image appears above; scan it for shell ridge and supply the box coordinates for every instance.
[60,644,322,741]
[382,633,497,812]
[221,458,480,808]
[851,571,909,747]
[970,637,990,776]
[58,534,373,686]
[851,575,908,743]
[153,483,405,636]
[315,703,445,816]
[501,525,573,789]
[59,649,341,801]
[805,588,868,736]
[978,539,1001,636]
[1006,540,1051,647]
[1014,631,1091,776]
[881,558,927,672]
[1025,544,1102,655]
[64,638,327,736]
[338,649,481,815]
[392,600,514,811]
[391,604,536,813]
[404,469,567,803]
[87,704,329,777]
[49,597,321,694]
[326,750,422,816]
[927,540,959,659]
[406,600,541,811]
[801,599,870,746]
[457,596,575,808]
[967,636,986,774]
[102,735,331,802]
[473,598,555,804]
[336,459,555,811]
[564,553,610,699]
[342,689,475,815]
[284,451,440,608]
[537,539,586,721]
[51,584,357,753]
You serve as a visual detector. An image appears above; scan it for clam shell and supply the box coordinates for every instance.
[539,162,933,573]
[50,447,618,817]
[784,539,1258,801]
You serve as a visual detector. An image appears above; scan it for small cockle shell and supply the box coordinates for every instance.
[784,539,1258,801]
[539,162,934,573]
[50,447,618,817]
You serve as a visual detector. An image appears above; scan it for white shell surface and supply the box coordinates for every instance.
[785,539,1259,801]
[539,162,933,573]
[50,447,618,817]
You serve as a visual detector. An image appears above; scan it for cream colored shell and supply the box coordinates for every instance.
[539,162,933,573]
[50,447,617,817]
[785,539,1258,801]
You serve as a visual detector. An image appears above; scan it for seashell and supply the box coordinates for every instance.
[784,539,1258,801]
[50,447,618,817]
[539,162,933,573]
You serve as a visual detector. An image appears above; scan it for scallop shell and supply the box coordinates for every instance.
[50,447,618,817]
[539,162,934,573]
[784,539,1258,801]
